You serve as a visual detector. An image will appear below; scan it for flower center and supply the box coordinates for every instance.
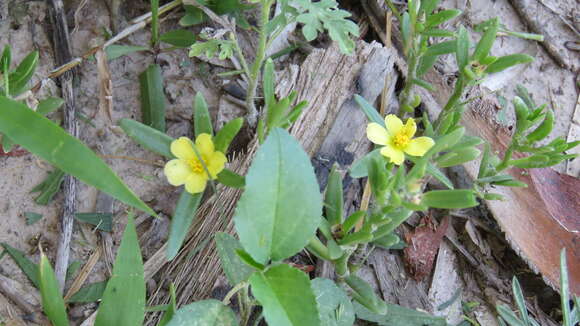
[188,156,207,174]
[393,132,410,149]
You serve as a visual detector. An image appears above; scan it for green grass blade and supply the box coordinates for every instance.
[511,277,531,326]
[561,249,572,326]
[95,215,146,326]
[0,96,155,215]
[139,64,166,132]
[1,243,40,288]
[166,191,203,260]
[39,253,69,326]
[158,283,177,326]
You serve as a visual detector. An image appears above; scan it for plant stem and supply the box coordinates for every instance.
[495,145,515,172]
[307,237,332,261]
[245,0,274,127]
[150,0,159,47]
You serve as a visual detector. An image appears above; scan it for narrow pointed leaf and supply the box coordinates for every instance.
[1,243,39,288]
[9,51,39,96]
[167,191,203,260]
[36,97,64,115]
[421,189,478,209]
[139,64,166,132]
[193,92,213,136]
[119,118,173,158]
[39,254,69,326]
[486,54,534,74]
[160,29,196,47]
[0,97,154,215]
[325,164,344,225]
[214,117,243,153]
[95,216,146,326]
[217,169,245,188]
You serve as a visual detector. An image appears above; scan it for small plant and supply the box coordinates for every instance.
[0,0,577,325]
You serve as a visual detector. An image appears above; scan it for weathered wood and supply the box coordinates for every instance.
[47,0,78,292]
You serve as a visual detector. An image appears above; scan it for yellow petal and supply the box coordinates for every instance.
[403,118,417,138]
[184,173,207,194]
[195,133,214,157]
[380,145,405,165]
[404,137,435,156]
[164,159,191,186]
[171,137,195,160]
[366,123,389,145]
[384,114,403,136]
[208,151,227,179]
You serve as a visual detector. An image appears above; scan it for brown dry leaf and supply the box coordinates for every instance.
[403,215,450,281]
[95,49,113,123]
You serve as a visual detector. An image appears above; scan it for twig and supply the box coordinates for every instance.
[32,0,182,94]
[64,247,101,301]
[508,0,572,70]
[48,0,78,293]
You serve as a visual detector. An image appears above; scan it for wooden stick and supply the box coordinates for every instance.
[48,0,78,293]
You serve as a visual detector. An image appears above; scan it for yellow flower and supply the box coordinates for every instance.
[164,134,227,194]
[366,115,434,165]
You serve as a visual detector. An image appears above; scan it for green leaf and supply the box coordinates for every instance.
[24,212,43,225]
[472,18,498,62]
[74,213,113,232]
[436,147,481,168]
[349,149,381,178]
[497,304,526,326]
[426,162,454,189]
[180,5,206,26]
[263,58,276,109]
[215,232,254,286]
[160,29,196,47]
[250,264,320,326]
[421,28,455,38]
[456,26,470,70]
[31,169,65,205]
[425,9,461,28]
[354,301,447,325]
[511,277,531,326]
[345,275,387,314]
[67,281,107,303]
[421,189,478,209]
[217,169,245,188]
[39,253,69,326]
[9,51,39,96]
[0,97,154,215]
[139,64,166,132]
[167,191,203,260]
[342,211,365,235]
[193,92,213,136]
[312,278,355,326]
[561,249,572,326]
[1,243,39,288]
[526,109,554,143]
[214,118,243,153]
[234,128,322,264]
[354,95,384,126]
[0,45,11,74]
[510,155,550,169]
[189,39,235,60]
[166,299,238,326]
[158,283,177,326]
[486,54,534,74]
[292,0,360,54]
[119,118,173,158]
[373,233,405,250]
[36,97,64,116]
[95,215,146,326]
[325,164,344,226]
[105,45,149,60]
[235,249,265,270]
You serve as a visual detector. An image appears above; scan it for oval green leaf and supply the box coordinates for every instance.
[215,232,255,286]
[160,29,196,47]
[166,299,239,326]
[234,128,322,264]
[312,278,355,326]
[421,189,478,209]
[214,117,243,153]
[0,97,154,215]
[250,264,320,326]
